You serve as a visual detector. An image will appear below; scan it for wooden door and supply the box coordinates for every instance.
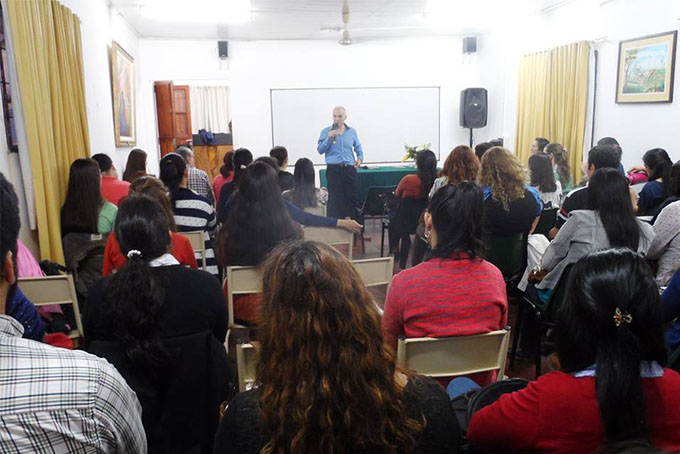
[154,81,175,157]
[173,85,192,145]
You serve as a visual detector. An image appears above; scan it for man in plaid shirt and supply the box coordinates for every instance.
[0,172,146,453]
[175,146,215,206]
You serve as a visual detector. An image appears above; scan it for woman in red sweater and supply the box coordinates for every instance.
[468,248,680,453]
[382,181,507,385]
[102,177,197,275]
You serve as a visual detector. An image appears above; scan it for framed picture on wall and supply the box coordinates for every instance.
[110,41,136,145]
[616,30,677,103]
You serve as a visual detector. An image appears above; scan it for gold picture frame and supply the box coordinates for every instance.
[616,31,677,104]
[110,41,136,145]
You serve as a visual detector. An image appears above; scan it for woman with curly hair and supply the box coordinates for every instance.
[429,145,480,198]
[479,147,542,236]
[214,240,461,454]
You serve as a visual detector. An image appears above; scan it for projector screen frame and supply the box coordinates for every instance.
[269,86,441,166]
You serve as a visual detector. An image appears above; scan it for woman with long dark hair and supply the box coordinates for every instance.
[217,148,253,223]
[469,248,680,452]
[282,157,328,209]
[85,194,229,453]
[648,161,680,286]
[429,145,480,198]
[101,176,198,275]
[61,158,117,236]
[635,148,673,216]
[214,240,460,454]
[533,168,654,302]
[383,182,507,385]
[122,148,148,183]
[213,150,234,205]
[529,152,562,209]
[545,142,572,193]
[159,153,218,277]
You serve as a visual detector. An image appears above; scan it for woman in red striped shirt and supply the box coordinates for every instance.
[382,181,507,386]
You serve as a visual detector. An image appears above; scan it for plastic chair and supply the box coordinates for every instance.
[533,208,558,239]
[303,226,354,259]
[236,342,258,392]
[397,328,511,381]
[482,231,528,283]
[303,205,327,216]
[357,185,396,254]
[224,265,262,351]
[180,231,207,271]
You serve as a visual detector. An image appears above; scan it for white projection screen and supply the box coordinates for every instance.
[270,87,440,166]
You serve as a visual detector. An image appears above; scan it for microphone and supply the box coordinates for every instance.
[331,122,338,144]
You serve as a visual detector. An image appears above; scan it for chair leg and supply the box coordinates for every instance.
[380,224,385,257]
[535,316,543,378]
[509,297,525,371]
[361,226,365,254]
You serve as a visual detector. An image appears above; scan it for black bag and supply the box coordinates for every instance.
[451,378,529,453]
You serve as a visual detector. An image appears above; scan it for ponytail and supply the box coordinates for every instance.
[159,153,187,208]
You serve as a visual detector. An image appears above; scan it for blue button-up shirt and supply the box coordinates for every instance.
[317,125,363,165]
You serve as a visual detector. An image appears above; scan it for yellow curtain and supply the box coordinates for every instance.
[5,0,90,263]
[515,41,589,184]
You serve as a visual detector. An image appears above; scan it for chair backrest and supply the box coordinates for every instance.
[302,226,353,260]
[543,264,574,320]
[18,275,83,339]
[225,266,262,327]
[351,256,394,291]
[180,231,207,271]
[236,342,259,392]
[304,205,327,217]
[362,186,397,217]
[533,208,558,239]
[397,328,511,380]
[482,231,527,280]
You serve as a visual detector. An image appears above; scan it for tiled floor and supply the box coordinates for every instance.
[355,218,542,381]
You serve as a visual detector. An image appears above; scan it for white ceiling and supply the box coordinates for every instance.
[110,0,572,40]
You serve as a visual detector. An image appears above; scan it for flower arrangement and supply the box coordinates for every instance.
[401,143,431,162]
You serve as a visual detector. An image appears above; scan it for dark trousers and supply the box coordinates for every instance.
[326,164,358,220]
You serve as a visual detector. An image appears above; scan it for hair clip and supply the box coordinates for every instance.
[614,307,633,327]
[240,164,247,169]
[127,250,142,259]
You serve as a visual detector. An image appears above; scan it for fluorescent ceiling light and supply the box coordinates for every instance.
[140,0,251,24]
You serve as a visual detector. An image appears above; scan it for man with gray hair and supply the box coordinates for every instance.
[175,146,215,206]
[317,106,363,219]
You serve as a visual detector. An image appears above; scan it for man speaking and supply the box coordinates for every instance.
[317,106,363,219]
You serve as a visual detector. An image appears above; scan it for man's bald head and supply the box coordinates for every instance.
[332,106,347,127]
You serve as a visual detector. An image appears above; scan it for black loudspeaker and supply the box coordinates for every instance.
[459,88,488,129]
[218,41,228,59]
[463,36,477,54]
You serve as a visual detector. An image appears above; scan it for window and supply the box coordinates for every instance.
[0,6,18,153]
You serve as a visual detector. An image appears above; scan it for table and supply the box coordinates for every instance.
[319,165,417,204]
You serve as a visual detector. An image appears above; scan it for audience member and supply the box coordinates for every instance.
[383,182,507,385]
[647,198,680,286]
[91,153,130,206]
[469,248,680,453]
[663,268,680,351]
[0,171,146,452]
[213,150,234,205]
[102,176,197,275]
[530,137,549,154]
[597,137,626,175]
[633,148,672,216]
[282,157,328,208]
[122,148,148,183]
[218,161,302,325]
[654,160,680,218]
[429,145,480,198]
[175,145,215,206]
[159,153,218,277]
[390,149,437,268]
[85,194,229,453]
[61,158,117,236]
[545,142,572,193]
[478,147,542,236]
[551,144,621,238]
[269,145,295,191]
[529,152,562,209]
[214,240,461,454]
[475,141,493,160]
[217,147,253,224]
[533,169,654,302]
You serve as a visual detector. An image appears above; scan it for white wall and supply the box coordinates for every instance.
[60,0,145,175]
[500,0,680,170]
[137,36,507,167]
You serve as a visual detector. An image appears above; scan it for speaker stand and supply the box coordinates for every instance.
[469,128,474,148]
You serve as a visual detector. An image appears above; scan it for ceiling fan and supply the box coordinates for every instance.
[338,0,352,45]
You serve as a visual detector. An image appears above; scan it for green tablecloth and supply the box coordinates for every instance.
[319,165,417,203]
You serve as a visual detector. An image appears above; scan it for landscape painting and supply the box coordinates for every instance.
[617,31,677,103]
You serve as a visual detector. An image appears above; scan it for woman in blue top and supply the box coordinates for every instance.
[634,148,672,216]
